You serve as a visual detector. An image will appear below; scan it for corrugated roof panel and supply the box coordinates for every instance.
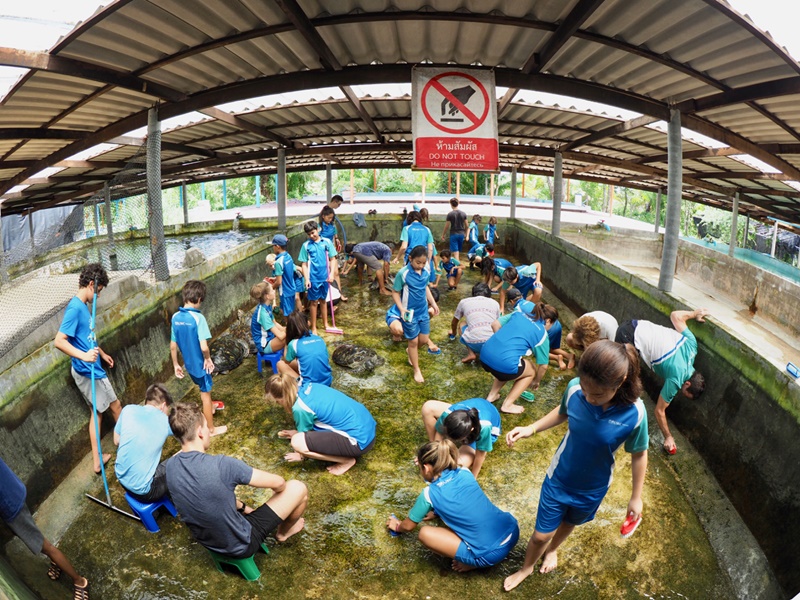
[5,140,73,161]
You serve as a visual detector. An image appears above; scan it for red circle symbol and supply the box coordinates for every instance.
[420,71,490,135]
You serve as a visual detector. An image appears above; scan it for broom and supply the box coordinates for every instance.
[325,247,344,335]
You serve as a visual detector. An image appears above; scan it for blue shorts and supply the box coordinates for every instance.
[189,372,213,393]
[307,281,329,301]
[401,315,431,340]
[279,292,295,316]
[535,476,606,534]
[449,233,465,252]
[459,325,486,353]
[258,339,278,354]
[454,524,519,568]
[386,311,401,328]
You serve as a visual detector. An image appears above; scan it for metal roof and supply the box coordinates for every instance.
[2,0,800,221]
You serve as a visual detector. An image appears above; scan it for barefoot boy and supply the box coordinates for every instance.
[54,263,121,474]
[298,221,337,335]
[166,402,308,556]
[170,280,227,436]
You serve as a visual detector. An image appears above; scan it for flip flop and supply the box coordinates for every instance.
[73,579,90,600]
[427,348,442,355]
[620,513,642,538]
[47,561,61,580]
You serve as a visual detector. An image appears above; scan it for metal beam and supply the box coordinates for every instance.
[562,115,660,151]
[340,86,384,142]
[198,107,294,148]
[535,0,608,73]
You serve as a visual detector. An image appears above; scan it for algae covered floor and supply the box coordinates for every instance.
[43,263,732,599]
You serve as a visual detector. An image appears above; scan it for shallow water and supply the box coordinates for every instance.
[45,259,732,599]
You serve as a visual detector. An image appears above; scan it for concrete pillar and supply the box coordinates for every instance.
[655,188,662,234]
[421,172,426,204]
[490,173,495,206]
[552,151,563,237]
[222,179,227,210]
[0,203,7,285]
[255,176,261,207]
[744,215,750,249]
[181,183,189,225]
[456,172,461,200]
[93,202,100,238]
[146,106,170,281]
[277,148,286,230]
[728,192,739,257]
[326,163,332,201]
[659,108,682,292]
[349,169,355,205]
[771,220,779,258]
[510,167,517,220]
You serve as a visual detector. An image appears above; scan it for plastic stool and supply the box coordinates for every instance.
[257,348,284,374]
[124,493,178,533]
[207,542,269,581]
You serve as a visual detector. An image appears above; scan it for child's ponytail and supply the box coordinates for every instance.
[264,373,298,413]
[416,439,459,476]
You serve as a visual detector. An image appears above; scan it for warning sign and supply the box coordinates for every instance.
[412,67,498,172]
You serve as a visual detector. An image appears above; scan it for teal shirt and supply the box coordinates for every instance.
[653,328,697,404]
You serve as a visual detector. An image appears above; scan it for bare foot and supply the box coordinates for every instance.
[504,567,534,592]
[276,517,306,542]
[211,425,228,436]
[413,369,425,384]
[501,403,525,414]
[486,392,500,403]
[94,453,111,474]
[567,354,576,369]
[558,358,566,370]
[284,452,305,462]
[326,458,356,475]
[539,549,558,573]
[380,289,392,296]
[406,348,413,367]
[461,352,477,364]
[311,328,318,336]
[452,559,476,572]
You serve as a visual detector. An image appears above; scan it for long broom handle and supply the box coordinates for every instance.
[325,247,337,328]
[90,279,112,506]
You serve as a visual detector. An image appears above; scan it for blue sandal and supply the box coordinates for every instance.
[427,347,442,355]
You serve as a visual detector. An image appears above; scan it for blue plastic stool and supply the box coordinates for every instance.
[257,348,284,374]
[124,493,178,533]
[207,542,269,581]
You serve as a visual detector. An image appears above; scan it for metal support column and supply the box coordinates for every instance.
[93,203,100,238]
[510,167,517,221]
[654,188,662,234]
[104,182,116,268]
[744,215,750,249]
[456,172,461,200]
[326,163,332,201]
[255,176,261,207]
[659,108,682,292]
[147,106,170,281]
[552,152,563,237]
[181,183,188,225]
[771,220,779,258]
[728,192,739,257]
[28,211,35,257]
[0,203,7,285]
[277,148,286,231]
[222,179,227,210]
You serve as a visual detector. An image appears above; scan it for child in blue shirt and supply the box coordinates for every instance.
[114,383,173,503]
[481,256,513,291]
[55,263,121,474]
[298,221,338,335]
[387,440,519,572]
[468,242,494,269]
[421,398,501,478]
[503,300,575,370]
[480,311,550,414]
[394,210,434,264]
[270,234,298,316]
[319,205,347,301]
[392,245,440,384]
[500,262,543,307]
[467,214,482,252]
[250,281,286,355]
[439,249,463,291]
[279,311,332,386]
[170,280,227,436]
[266,374,377,476]
[504,341,648,591]
[483,216,499,245]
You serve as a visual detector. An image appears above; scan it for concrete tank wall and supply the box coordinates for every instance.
[511,220,800,596]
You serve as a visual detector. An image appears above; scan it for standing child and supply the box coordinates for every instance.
[439,250,463,291]
[394,210,434,264]
[265,374,377,476]
[114,382,173,502]
[386,440,519,572]
[467,214,482,253]
[270,234,297,316]
[503,341,648,590]
[279,311,333,386]
[170,280,227,436]
[298,221,337,335]
[421,398,501,478]
[392,245,440,384]
[1,457,90,599]
[250,282,286,356]
[54,263,121,474]
[483,216,499,245]
[319,205,347,301]
[440,198,468,261]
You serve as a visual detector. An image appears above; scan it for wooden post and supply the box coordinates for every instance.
[421,172,426,204]
[456,172,461,200]
[373,168,377,192]
[473,172,477,195]
[608,184,615,215]
[490,173,495,206]
[521,173,526,197]
[448,172,452,194]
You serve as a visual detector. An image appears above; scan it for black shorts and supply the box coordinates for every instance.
[305,431,375,458]
[124,461,169,504]
[238,504,284,557]
[479,357,526,381]
[615,320,638,345]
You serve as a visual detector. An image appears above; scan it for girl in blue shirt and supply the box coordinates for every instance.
[421,398,501,478]
[483,216,498,245]
[394,211,434,265]
[467,214,482,251]
[249,282,286,355]
[266,374,376,476]
[279,311,332,386]
[387,440,519,572]
[392,245,440,384]
[503,341,648,591]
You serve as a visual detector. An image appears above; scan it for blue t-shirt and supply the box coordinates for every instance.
[546,319,562,350]
[298,237,337,284]
[171,307,212,379]
[408,467,517,557]
[59,296,106,379]
[0,457,26,522]
[292,382,376,450]
[393,263,431,316]
[319,220,337,241]
[484,223,497,244]
[251,304,276,352]
[441,258,461,278]
[352,241,392,262]
[547,378,649,494]
[513,299,535,315]
[166,452,253,556]
[480,312,550,375]
[285,334,332,386]
[435,398,501,452]
[274,252,297,297]
[114,404,172,495]
[502,264,537,296]
[400,222,433,261]
[468,221,480,245]
[493,257,513,278]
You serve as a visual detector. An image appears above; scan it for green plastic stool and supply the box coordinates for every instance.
[207,542,269,581]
